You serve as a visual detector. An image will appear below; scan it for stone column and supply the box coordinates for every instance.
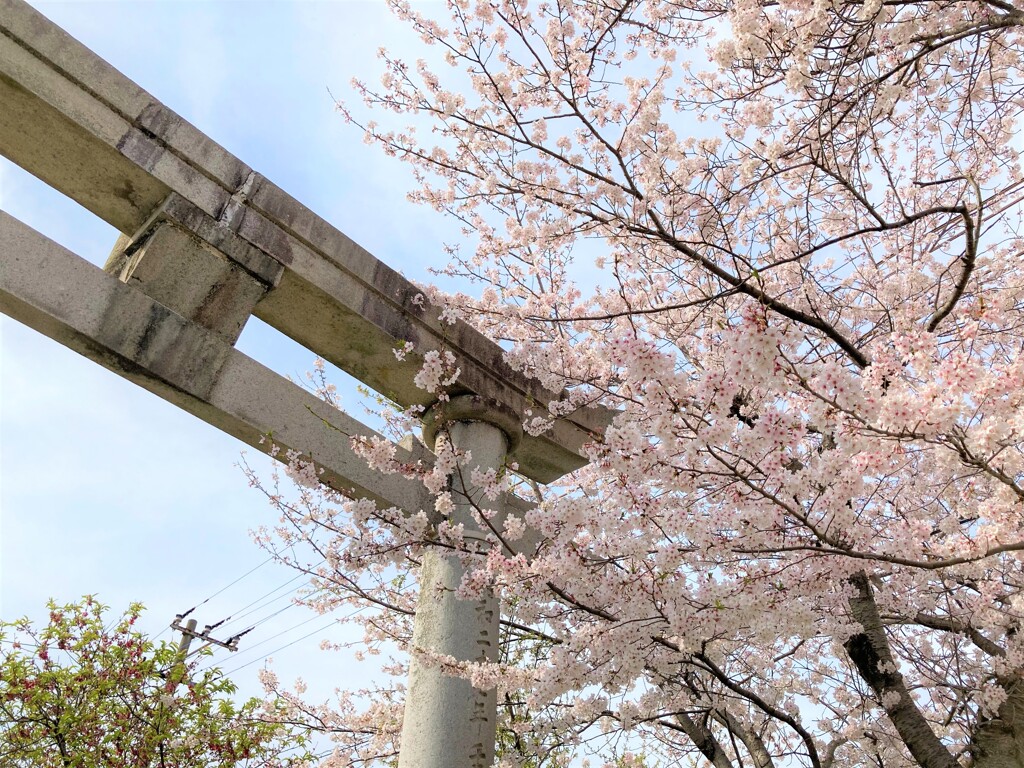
[399,396,522,768]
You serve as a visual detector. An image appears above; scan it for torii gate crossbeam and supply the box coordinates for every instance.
[0,2,608,766]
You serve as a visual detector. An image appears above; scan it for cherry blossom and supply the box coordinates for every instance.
[256,0,1024,765]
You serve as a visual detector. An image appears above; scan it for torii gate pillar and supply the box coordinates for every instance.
[399,397,523,768]
[0,2,612,764]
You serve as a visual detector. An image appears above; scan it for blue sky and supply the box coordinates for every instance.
[0,0,460,701]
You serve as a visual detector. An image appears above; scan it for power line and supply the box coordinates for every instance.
[218,619,337,676]
[216,605,367,677]
[163,559,339,675]
[213,584,331,649]
[175,555,277,622]
[155,555,280,643]
[163,603,315,677]
[211,558,328,635]
[202,555,277,604]
[212,585,328,643]
[198,613,324,673]
[213,578,309,633]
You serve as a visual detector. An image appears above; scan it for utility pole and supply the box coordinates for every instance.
[170,614,248,652]
[175,618,198,656]
[167,613,250,690]
[167,617,197,690]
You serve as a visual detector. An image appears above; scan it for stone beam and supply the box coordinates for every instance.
[0,0,611,483]
[1,210,543,544]
[0,211,433,514]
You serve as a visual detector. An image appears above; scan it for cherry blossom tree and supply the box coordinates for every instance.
[0,597,311,767]
[256,1,1024,766]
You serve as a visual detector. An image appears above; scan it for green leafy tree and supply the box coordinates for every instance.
[0,597,311,768]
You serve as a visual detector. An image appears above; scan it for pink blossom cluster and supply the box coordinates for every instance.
[258,0,1024,764]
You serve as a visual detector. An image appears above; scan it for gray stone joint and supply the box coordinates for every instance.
[421,394,524,456]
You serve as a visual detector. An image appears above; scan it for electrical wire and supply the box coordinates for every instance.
[197,614,325,674]
[206,558,328,635]
[174,555,277,623]
[168,559,343,676]
[190,587,335,674]
[222,585,331,642]
[218,618,339,676]
[213,579,310,633]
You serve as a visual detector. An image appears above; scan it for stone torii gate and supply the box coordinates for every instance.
[0,2,608,765]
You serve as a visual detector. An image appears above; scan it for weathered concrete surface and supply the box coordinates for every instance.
[0,211,431,513]
[0,211,550,543]
[0,6,605,764]
[0,17,222,232]
[0,0,611,483]
[399,414,510,768]
[107,222,273,344]
[108,192,285,288]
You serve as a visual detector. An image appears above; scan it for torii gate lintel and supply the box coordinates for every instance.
[0,0,608,483]
[0,2,611,765]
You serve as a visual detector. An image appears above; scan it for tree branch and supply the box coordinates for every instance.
[844,573,958,768]
[672,711,737,768]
